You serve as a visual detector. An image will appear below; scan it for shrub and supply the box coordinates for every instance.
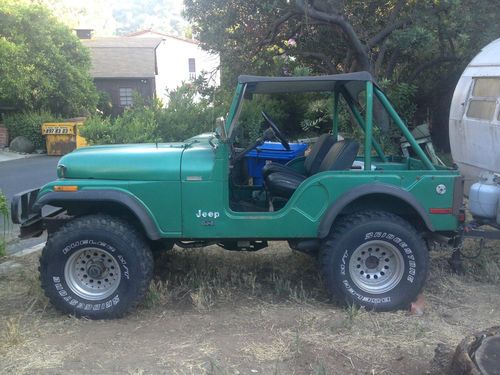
[82,84,225,145]
[3,111,60,150]
[81,95,162,145]
[235,94,287,145]
[157,83,223,142]
[96,90,113,117]
[0,190,8,257]
[80,116,115,145]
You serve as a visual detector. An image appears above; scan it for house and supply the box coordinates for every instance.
[79,29,220,115]
[81,36,161,116]
[126,29,220,94]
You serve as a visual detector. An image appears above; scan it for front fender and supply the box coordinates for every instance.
[34,189,161,240]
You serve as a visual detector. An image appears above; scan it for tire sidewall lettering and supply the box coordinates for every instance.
[62,239,116,255]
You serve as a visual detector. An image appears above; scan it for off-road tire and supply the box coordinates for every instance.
[40,214,153,319]
[320,211,429,311]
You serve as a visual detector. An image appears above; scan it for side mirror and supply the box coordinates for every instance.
[215,117,227,140]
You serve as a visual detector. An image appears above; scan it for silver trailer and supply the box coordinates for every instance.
[449,37,500,192]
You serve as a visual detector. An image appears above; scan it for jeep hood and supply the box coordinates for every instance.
[58,143,186,181]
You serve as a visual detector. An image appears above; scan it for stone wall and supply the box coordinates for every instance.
[0,124,8,147]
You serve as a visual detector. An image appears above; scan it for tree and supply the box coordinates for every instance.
[186,0,498,80]
[0,0,97,116]
[184,0,500,148]
[112,0,188,36]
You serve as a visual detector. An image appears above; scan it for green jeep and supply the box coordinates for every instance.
[12,72,463,319]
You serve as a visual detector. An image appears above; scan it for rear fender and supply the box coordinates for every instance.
[318,183,434,238]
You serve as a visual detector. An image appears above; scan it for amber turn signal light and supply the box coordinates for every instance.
[53,185,78,192]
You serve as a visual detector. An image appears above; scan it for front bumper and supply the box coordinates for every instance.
[11,188,62,239]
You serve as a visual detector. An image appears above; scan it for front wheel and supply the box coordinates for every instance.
[40,215,153,319]
[320,211,429,311]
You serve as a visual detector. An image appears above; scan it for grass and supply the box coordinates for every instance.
[1,239,500,374]
[0,189,8,258]
[1,317,23,346]
[0,239,5,258]
[145,243,321,311]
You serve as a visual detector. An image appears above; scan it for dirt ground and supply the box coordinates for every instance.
[1,239,500,375]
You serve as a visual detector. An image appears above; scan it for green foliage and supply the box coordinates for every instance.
[114,97,162,144]
[0,190,8,257]
[379,80,417,127]
[112,0,188,36]
[80,117,115,145]
[0,0,97,116]
[300,98,333,134]
[37,0,189,38]
[3,111,60,150]
[96,91,113,117]
[236,95,287,144]
[157,83,221,142]
[81,94,162,145]
[185,0,500,148]
[82,83,224,145]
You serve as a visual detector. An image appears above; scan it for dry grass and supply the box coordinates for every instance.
[144,243,322,311]
[0,239,499,374]
[1,316,23,346]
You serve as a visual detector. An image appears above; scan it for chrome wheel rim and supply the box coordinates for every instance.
[64,247,121,300]
[349,240,405,294]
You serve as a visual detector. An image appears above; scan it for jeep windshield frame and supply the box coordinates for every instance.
[224,72,435,171]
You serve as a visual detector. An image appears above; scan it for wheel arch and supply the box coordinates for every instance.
[34,190,161,240]
[318,183,434,238]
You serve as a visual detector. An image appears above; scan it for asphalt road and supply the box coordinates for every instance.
[0,155,60,201]
[1,156,60,254]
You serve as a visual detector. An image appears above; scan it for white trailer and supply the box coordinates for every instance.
[449,38,500,191]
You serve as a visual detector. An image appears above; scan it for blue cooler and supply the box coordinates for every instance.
[245,142,308,186]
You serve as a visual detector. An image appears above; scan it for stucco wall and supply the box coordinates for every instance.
[131,33,220,103]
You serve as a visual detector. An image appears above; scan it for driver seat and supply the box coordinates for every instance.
[265,140,359,199]
[262,133,336,179]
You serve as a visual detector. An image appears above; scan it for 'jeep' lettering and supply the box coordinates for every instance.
[196,210,220,219]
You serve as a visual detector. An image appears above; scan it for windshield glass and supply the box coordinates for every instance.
[232,91,343,147]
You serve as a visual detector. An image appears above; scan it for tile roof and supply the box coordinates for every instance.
[125,29,199,45]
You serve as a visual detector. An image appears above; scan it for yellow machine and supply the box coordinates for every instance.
[42,120,87,156]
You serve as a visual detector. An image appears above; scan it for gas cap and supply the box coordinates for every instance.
[436,184,447,195]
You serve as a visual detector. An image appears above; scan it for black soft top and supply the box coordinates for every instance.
[238,71,374,94]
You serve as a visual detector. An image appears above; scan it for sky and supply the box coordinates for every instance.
[38,0,189,37]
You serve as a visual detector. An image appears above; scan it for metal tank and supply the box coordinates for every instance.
[449,37,500,193]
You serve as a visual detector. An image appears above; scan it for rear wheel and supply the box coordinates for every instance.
[40,214,153,319]
[320,211,429,311]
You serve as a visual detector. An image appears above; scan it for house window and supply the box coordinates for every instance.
[119,88,134,106]
[188,58,196,79]
[466,77,500,121]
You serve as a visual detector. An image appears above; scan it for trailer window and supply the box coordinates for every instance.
[472,77,500,97]
[467,100,496,120]
[466,77,500,120]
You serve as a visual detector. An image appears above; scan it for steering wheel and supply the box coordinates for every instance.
[261,111,290,150]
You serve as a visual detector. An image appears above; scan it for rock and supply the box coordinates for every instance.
[429,343,454,375]
[410,292,425,316]
[449,326,500,375]
[0,260,22,276]
[9,136,35,153]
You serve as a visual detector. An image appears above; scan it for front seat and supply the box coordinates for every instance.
[266,140,360,199]
[262,133,336,179]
